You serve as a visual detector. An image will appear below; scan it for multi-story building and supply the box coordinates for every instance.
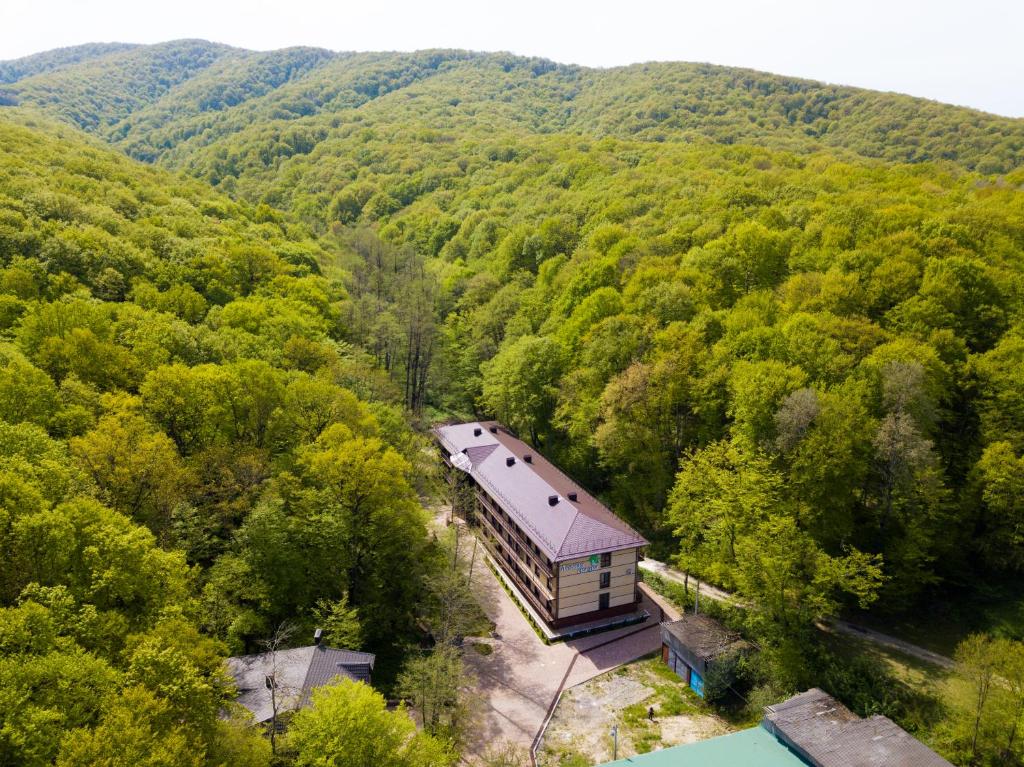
[434,421,647,629]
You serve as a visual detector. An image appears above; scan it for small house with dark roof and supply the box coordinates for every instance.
[762,688,953,767]
[434,421,648,628]
[227,637,375,724]
[661,615,749,698]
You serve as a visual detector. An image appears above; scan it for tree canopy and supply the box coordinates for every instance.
[1,39,1023,767]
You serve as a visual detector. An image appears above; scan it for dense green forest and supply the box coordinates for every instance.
[0,42,137,84]
[4,44,1023,172]
[0,110,463,765]
[1,41,1024,766]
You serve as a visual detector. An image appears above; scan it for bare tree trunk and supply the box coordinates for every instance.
[260,621,295,755]
[972,675,993,760]
[1005,695,1024,757]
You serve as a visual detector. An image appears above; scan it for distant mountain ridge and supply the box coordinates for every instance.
[1,41,1022,173]
[0,41,138,83]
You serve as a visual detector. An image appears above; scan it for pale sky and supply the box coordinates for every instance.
[2,0,1022,117]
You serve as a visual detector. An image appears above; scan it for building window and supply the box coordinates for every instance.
[600,571,611,589]
[599,593,610,610]
[600,552,612,568]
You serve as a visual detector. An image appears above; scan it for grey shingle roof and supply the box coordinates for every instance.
[763,688,953,767]
[662,615,750,661]
[227,645,375,723]
[435,422,647,562]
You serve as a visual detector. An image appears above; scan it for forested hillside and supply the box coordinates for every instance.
[2,40,237,129]
[2,40,1024,766]
[4,45,1023,172]
[0,42,137,84]
[0,109,463,765]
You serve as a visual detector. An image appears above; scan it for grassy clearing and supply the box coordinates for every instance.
[618,660,704,754]
[538,743,591,767]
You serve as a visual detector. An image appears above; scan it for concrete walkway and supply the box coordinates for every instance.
[639,557,742,605]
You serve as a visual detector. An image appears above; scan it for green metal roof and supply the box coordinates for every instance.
[597,727,808,767]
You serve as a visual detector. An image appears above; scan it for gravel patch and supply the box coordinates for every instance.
[538,657,732,766]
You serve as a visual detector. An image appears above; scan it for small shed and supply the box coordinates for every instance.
[660,615,749,698]
[762,688,953,766]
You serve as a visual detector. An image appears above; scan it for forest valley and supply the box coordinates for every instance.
[0,41,1023,766]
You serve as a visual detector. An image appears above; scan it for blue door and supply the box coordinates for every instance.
[689,668,704,698]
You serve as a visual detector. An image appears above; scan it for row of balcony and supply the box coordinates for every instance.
[472,489,557,576]
[476,504,557,601]
[478,529,557,621]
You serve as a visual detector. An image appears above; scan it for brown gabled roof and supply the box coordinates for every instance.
[434,421,647,562]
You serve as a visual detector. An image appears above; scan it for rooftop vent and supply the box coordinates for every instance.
[567,492,578,502]
[473,427,482,436]
[524,454,533,464]
[313,628,323,645]
[506,456,516,467]
[548,495,559,506]
[489,426,498,433]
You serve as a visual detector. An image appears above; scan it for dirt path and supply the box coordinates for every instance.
[822,619,955,669]
[639,557,955,670]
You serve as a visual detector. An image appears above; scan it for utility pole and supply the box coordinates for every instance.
[695,580,700,615]
[452,519,460,573]
[468,536,478,582]
[611,724,618,760]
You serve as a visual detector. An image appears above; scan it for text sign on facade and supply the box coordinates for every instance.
[560,554,601,575]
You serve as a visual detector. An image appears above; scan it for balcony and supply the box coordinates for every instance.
[479,533,556,623]
[474,491,555,577]
[476,510,556,603]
